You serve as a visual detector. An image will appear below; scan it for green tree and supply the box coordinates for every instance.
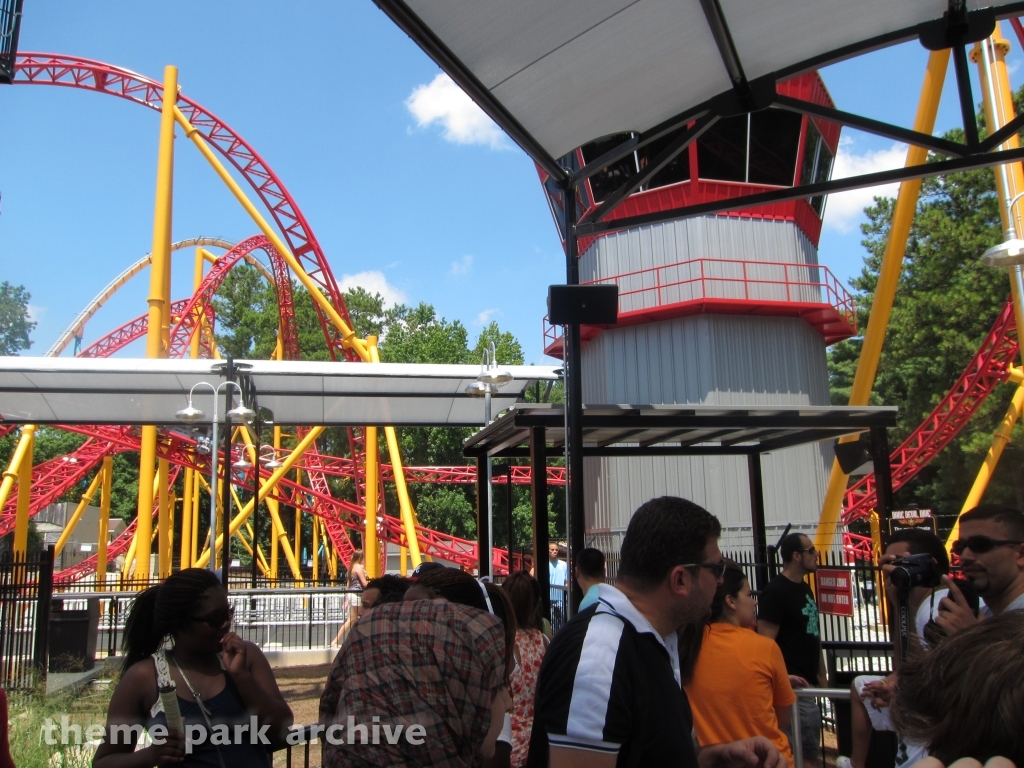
[827,125,1024,522]
[0,281,36,354]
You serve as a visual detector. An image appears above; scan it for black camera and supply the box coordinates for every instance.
[889,553,943,590]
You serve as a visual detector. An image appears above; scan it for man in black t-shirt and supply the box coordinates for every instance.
[528,496,786,768]
[757,532,826,768]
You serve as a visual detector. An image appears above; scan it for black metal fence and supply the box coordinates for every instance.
[0,547,54,690]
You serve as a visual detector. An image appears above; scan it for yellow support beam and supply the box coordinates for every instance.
[815,50,950,552]
[157,457,171,578]
[0,425,35,523]
[13,426,35,560]
[135,64,178,581]
[312,513,320,583]
[54,468,105,561]
[364,423,380,579]
[192,427,322,581]
[173,106,367,361]
[181,466,194,569]
[269,425,282,582]
[97,456,112,590]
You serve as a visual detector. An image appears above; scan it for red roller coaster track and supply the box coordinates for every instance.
[842,297,1018,556]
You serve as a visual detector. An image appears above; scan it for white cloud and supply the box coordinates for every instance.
[475,309,501,325]
[26,304,46,322]
[823,137,907,233]
[406,73,508,149]
[338,271,407,308]
[450,254,474,276]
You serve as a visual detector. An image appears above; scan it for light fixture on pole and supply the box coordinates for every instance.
[464,342,515,579]
[175,380,247,573]
[980,189,1024,331]
[259,445,283,470]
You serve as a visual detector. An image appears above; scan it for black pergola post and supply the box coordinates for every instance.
[870,426,894,550]
[747,453,769,591]
[530,426,550,621]
[476,455,490,578]
[221,357,235,590]
[563,184,586,616]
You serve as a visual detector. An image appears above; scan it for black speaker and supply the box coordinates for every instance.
[547,285,618,325]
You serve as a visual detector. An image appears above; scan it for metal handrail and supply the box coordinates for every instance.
[792,687,851,768]
[543,256,856,349]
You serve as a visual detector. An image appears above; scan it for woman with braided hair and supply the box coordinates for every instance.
[93,568,292,768]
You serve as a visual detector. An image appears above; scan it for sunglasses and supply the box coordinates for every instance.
[951,536,1023,556]
[191,606,235,629]
[682,560,727,579]
[799,546,817,555]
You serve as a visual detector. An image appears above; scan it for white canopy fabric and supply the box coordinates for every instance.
[0,357,560,427]
[384,0,1021,162]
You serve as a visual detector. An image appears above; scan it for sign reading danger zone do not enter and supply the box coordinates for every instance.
[816,569,854,617]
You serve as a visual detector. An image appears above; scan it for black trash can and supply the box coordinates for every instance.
[48,598,99,672]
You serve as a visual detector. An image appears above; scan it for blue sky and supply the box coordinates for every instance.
[1,3,1022,364]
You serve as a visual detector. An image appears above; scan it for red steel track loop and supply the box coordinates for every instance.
[842,297,1019,557]
[78,299,214,359]
[12,53,357,363]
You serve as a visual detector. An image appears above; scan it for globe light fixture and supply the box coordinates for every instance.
[175,401,206,423]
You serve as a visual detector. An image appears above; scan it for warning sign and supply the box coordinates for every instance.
[889,508,936,535]
[816,569,854,617]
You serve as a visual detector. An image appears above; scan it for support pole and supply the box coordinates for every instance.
[269,426,282,582]
[506,464,514,571]
[97,456,112,591]
[530,426,549,619]
[157,457,170,578]
[747,453,769,591]
[870,427,894,551]
[181,465,194,569]
[54,468,105,562]
[476,455,490,578]
[136,64,178,582]
[1,425,35,533]
[13,426,35,561]
[815,50,949,552]
[364,424,380,579]
[563,183,585,616]
[220,359,235,587]
[190,468,200,567]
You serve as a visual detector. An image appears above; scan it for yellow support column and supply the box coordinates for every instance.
[157,457,170,578]
[54,468,105,562]
[181,466,194,568]
[190,469,201,566]
[294,468,302,568]
[136,64,178,582]
[0,426,35,527]
[269,426,282,582]
[13,426,35,561]
[97,456,112,591]
[312,515,320,583]
[364,424,380,579]
[815,50,950,552]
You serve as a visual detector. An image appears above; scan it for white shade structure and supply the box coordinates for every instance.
[0,357,560,427]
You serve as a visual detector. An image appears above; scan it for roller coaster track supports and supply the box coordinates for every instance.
[367,341,423,568]
[365,423,380,579]
[181,465,194,569]
[172,106,368,362]
[951,366,1024,549]
[135,64,178,582]
[815,49,950,554]
[193,428,322,581]
[97,456,112,591]
[974,25,1024,343]
[0,425,34,517]
[53,467,104,562]
[14,426,35,560]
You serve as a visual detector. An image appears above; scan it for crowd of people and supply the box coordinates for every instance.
[86,498,1024,768]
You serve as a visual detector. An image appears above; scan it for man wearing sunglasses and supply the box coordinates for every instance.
[937,504,1024,634]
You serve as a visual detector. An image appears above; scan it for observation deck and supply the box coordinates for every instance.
[543,256,856,358]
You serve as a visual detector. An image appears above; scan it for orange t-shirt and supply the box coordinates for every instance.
[684,622,796,763]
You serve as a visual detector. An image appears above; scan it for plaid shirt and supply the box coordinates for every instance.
[323,599,506,768]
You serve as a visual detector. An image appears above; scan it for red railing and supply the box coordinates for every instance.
[543,257,857,356]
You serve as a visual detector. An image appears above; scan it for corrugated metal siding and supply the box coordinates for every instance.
[578,214,834,555]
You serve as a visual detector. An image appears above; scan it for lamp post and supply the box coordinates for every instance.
[175,379,254,578]
[980,190,1024,333]
[466,343,513,577]
[235,443,282,588]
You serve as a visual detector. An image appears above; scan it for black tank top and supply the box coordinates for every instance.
[148,671,272,768]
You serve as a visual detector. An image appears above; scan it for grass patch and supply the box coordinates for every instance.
[8,676,116,768]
